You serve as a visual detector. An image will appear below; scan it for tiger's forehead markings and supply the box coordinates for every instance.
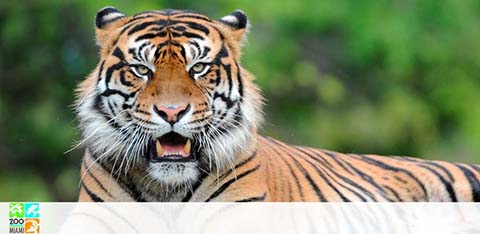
[124,11,213,37]
[117,11,220,66]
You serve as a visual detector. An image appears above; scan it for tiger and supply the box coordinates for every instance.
[76,6,480,202]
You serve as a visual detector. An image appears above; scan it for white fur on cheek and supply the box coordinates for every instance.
[76,85,133,164]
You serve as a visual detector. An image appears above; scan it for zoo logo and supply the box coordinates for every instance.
[8,203,40,234]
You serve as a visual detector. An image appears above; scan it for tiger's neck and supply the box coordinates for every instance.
[79,133,262,202]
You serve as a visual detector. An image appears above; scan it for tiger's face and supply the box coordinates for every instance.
[76,8,262,186]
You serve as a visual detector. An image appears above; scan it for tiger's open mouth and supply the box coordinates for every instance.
[147,132,197,163]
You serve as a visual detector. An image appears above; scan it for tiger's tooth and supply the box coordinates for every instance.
[183,139,191,156]
[156,140,164,157]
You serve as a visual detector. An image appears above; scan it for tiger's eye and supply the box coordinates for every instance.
[136,65,150,75]
[191,63,205,73]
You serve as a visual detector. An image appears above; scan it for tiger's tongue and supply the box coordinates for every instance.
[155,139,191,157]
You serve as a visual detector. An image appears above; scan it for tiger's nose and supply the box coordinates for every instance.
[153,104,191,124]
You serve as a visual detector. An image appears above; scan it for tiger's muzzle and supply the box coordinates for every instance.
[147,132,199,163]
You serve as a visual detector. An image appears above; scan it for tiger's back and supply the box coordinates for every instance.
[261,137,480,202]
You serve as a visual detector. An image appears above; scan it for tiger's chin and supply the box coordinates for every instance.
[146,161,200,186]
[144,132,201,186]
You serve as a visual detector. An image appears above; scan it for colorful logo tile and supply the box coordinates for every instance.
[24,219,40,234]
[24,203,39,219]
[8,203,40,234]
[9,203,24,219]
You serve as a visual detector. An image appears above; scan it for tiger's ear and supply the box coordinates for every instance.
[95,7,127,47]
[219,10,249,44]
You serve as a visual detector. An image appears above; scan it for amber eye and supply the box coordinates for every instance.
[189,63,210,79]
[131,64,152,78]
[191,63,205,73]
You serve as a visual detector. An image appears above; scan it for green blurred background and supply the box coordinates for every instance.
[1,0,480,201]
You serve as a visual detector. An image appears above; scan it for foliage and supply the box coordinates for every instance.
[1,0,480,201]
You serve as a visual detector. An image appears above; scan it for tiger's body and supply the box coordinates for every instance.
[76,7,480,202]
[80,136,480,202]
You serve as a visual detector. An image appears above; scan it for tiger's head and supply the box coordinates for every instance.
[76,7,263,187]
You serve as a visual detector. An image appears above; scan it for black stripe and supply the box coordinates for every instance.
[107,100,117,115]
[87,152,145,202]
[152,20,210,36]
[383,185,403,201]
[112,47,125,61]
[212,92,236,109]
[92,95,120,129]
[135,31,168,41]
[217,150,257,181]
[180,31,205,40]
[81,182,104,202]
[421,161,455,182]
[200,47,211,60]
[177,44,187,64]
[286,151,327,201]
[268,139,327,201]
[127,20,167,35]
[235,193,267,202]
[118,19,155,38]
[122,103,133,110]
[100,88,135,99]
[417,164,457,201]
[293,149,350,201]
[96,60,105,84]
[172,25,186,32]
[470,164,480,173]
[205,165,260,202]
[269,144,305,201]
[137,42,150,62]
[104,61,125,87]
[82,160,113,198]
[213,43,229,63]
[190,40,201,59]
[321,150,355,175]
[357,154,429,200]
[455,163,480,202]
[296,148,371,201]
[348,162,393,201]
[168,20,211,35]
[224,64,233,97]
